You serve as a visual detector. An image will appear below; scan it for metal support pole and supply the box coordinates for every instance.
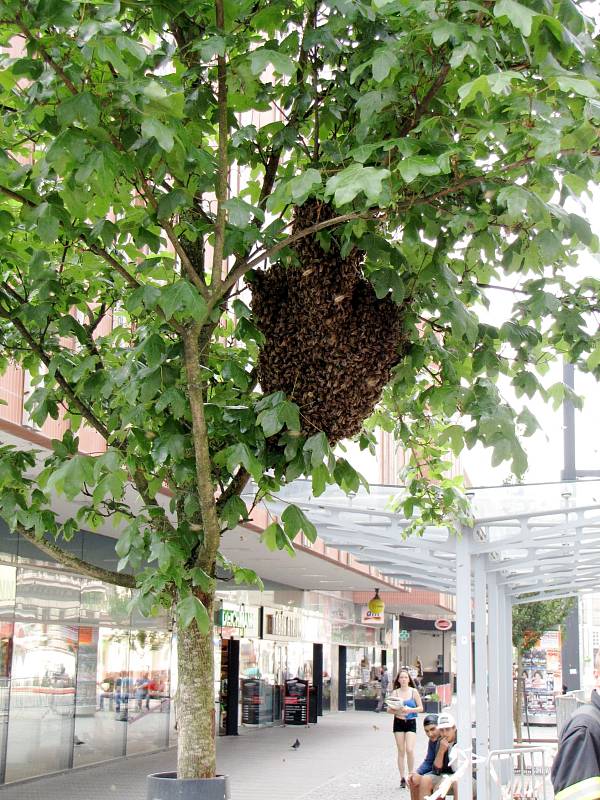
[502,590,514,749]
[456,529,473,800]
[474,555,489,800]
[487,570,501,754]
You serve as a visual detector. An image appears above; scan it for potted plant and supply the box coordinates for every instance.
[424,693,441,714]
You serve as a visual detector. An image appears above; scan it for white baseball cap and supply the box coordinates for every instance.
[437,711,456,729]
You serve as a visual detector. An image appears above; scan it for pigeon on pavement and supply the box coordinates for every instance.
[291,738,301,750]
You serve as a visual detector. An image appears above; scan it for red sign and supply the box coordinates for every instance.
[434,618,452,631]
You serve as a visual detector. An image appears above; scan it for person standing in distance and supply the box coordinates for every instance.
[388,668,424,789]
[376,666,390,712]
[552,649,600,800]
[407,714,440,800]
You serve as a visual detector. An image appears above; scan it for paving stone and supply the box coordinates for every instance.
[0,711,418,800]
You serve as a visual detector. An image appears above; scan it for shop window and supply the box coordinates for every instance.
[4,622,78,782]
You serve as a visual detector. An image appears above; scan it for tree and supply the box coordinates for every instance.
[512,598,575,741]
[0,0,599,781]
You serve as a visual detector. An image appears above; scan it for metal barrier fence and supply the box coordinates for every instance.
[487,746,554,800]
[555,691,586,737]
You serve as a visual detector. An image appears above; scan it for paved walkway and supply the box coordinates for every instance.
[0,711,421,800]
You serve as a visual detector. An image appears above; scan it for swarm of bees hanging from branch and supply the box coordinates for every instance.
[251,200,411,444]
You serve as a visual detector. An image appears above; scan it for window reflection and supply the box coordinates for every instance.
[5,623,78,782]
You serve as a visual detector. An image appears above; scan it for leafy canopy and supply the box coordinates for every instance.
[513,598,576,651]
[0,0,599,627]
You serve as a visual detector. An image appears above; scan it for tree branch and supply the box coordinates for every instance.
[16,526,136,588]
[0,290,177,534]
[211,0,229,289]
[216,146,600,304]
[0,184,36,207]
[398,62,450,137]
[215,210,375,305]
[15,14,78,95]
[0,295,112,441]
[216,468,250,514]
[11,17,207,303]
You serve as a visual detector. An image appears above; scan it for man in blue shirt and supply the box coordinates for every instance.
[408,714,440,800]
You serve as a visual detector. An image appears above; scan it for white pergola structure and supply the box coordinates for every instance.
[259,479,600,800]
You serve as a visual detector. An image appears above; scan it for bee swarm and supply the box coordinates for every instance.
[251,200,410,444]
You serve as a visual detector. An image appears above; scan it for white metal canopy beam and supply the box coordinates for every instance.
[252,478,600,791]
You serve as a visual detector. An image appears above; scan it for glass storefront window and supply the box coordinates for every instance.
[239,639,285,727]
[125,629,172,756]
[0,565,15,782]
[4,622,78,782]
[73,626,126,768]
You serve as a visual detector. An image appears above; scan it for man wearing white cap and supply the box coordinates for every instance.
[419,711,458,800]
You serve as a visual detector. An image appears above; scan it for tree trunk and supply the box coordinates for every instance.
[176,593,216,779]
[513,648,523,743]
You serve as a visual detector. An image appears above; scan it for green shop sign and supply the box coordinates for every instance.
[215,606,258,635]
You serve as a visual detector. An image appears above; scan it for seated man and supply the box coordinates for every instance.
[115,671,132,715]
[408,714,440,800]
[419,711,458,800]
[98,674,115,711]
[134,673,151,711]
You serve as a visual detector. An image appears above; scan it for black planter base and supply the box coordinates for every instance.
[147,772,230,800]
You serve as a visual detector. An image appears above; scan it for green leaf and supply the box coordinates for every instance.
[232,566,264,591]
[458,75,490,107]
[257,406,284,437]
[190,567,212,590]
[278,400,301,432]
[225,443,263,482]
[158,280,207,321]
[369,268,405,303]
[555,77,599,98]
[221,495,248,528]
[157,189,192,218]
[288,169,322,204]
[493,0,537,36]
[141,117,175,152]
[177,595,210,632]
[261,521,282,551]
[371,48,397,82]
[303,432,329,468]
[281,504,317,543]
[587,346,600,371]
[430,20,460,47]
[249,49,295,77]
[311,463,329,497]
[398,155,443,183]
[57,92,100,127]
[142,333,165,368]
[224,197,264,228]
[325,164,390,206]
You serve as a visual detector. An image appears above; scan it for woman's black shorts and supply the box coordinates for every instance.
[393,717,417,733]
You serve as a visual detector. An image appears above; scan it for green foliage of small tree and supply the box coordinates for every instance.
[512,598,576,740]
[0,0,599,779]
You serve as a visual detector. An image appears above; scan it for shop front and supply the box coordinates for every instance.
[214,599,334,733]
[332,617,393,712]
[0,559,175,785]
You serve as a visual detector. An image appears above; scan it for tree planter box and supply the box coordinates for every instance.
[148,772,230,800]
[424,700,441,714]
[354,697,378,711]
